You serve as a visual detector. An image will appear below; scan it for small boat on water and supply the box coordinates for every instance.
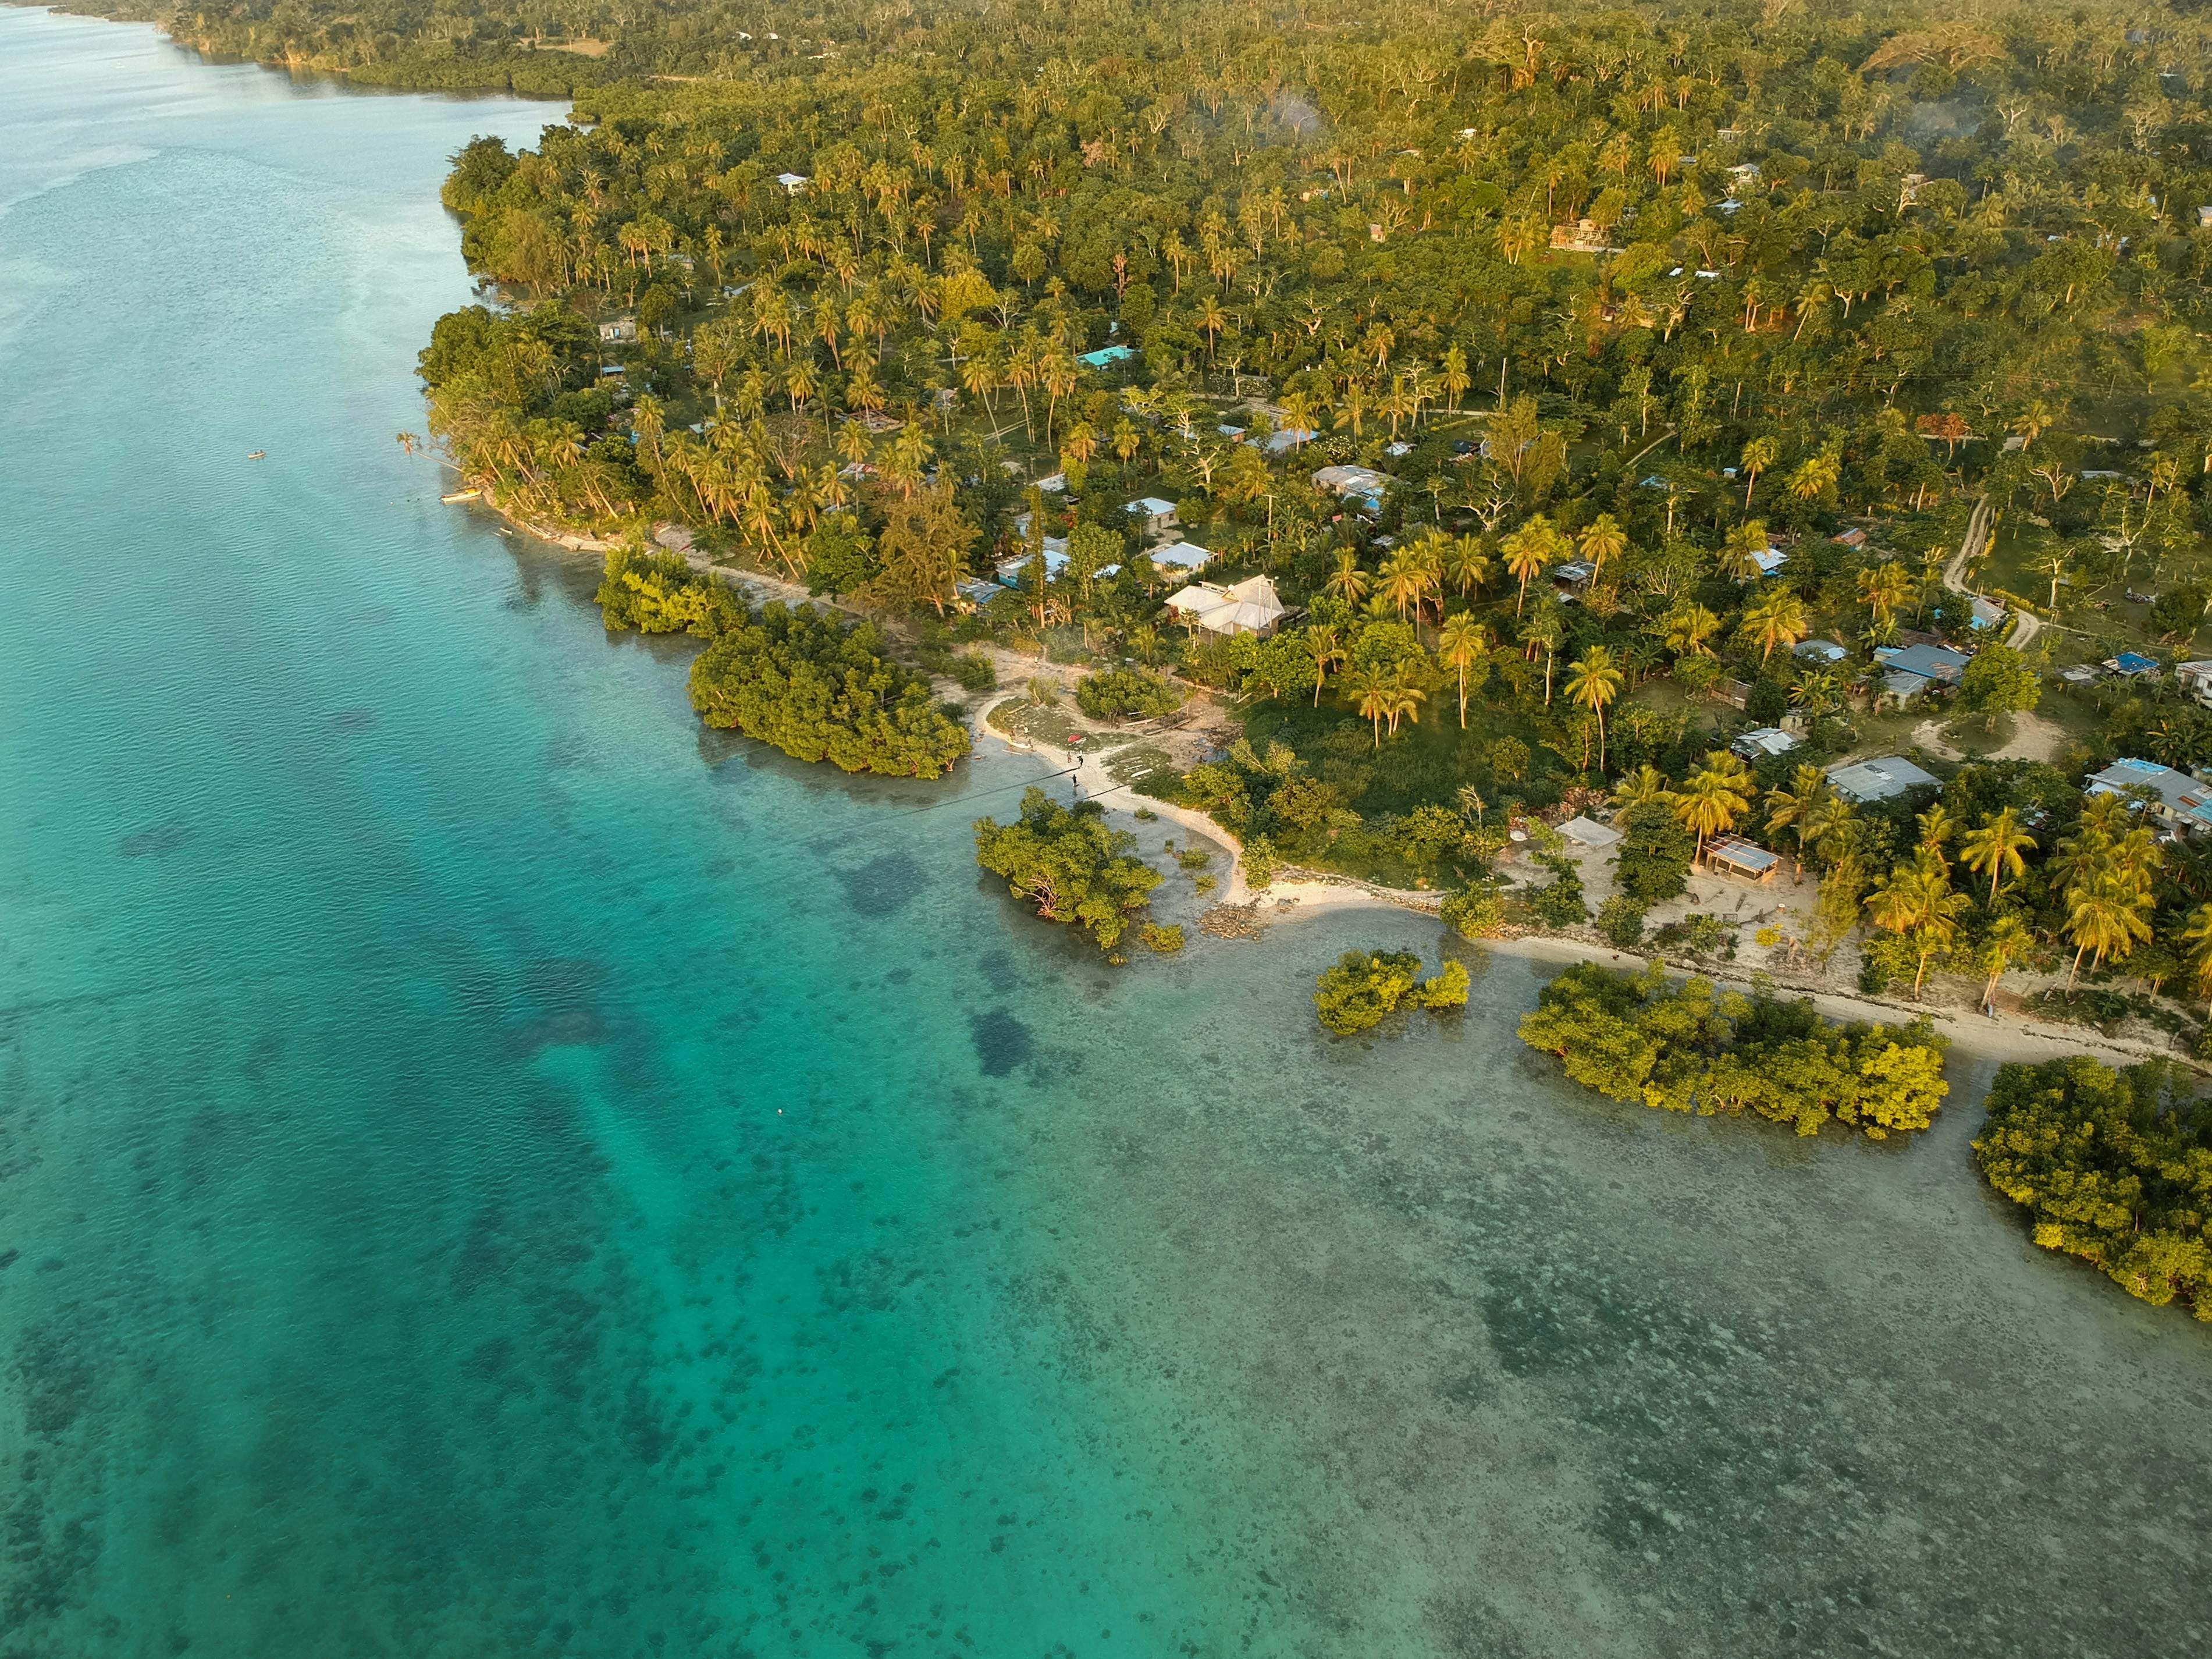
[247,450,265,460]
[440,488,481,503]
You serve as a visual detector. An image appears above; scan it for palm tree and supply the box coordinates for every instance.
[1306,625,1346,706]
[1500,516,1564,614]
[2182,902,2212,1011]
[1857,561,1916,628]
[1324,549,1372,605]
[1978,912,2036,1010]
[1349,666,1391,749]
[1799,793,1858,871]
[1716,519,1772,581]
[1675,759,1752,863]
[1443,535,1489,598]
[1916,804,1957,869]
[1738,435,1777,508]
[2065,870,2154,985]
[1379,669,1427,738]
[1612,763,1673,811]
[1378,552,1424,621]
[1739,588,1810,663]
[1564,645,1626,772]
[1577,513,1629,577]
[1960,808,2037,906]
[1762,765,1827,875]
[1662,602,1722,659]
[1865,852,1970,995]
[1436,614,1487,728]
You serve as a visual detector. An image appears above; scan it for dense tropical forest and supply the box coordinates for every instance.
[286,1,2212,1023]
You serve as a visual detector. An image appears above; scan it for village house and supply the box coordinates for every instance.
[1163,576,1289,638]
[1873,641,1971,704]
[1703,835,1780,884]
[1730,727,1801,762]
[598,317,638,344]
[776,172,810,194]
[1126,496,1178,539]
[1827,755,1941,806]
[1311,464,1393,511]
[2174,660,2212,706]
[1147,540,1213,577]
[2086,757,2212,835]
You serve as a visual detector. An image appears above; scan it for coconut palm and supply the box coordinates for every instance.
[1379,669,1427,738]
[2182,902,2212,1010]
[1662,601,1722,659]
[2065,869,2155,985]
[1977,911,2036,1009]
[1674,757,1752,862]
[1564,645,1626,772]
[1436,614,1488,728]
[1865,851,1971,994]
[1324,549,1372,605]
[1306,624,1347,706]
[1349,666,1391,749]
[1739,587,1810,663]
[1613,763,1673,811]
[1377,551,1425,622]
[1857,561,1916,627]
[1762,765,1828,874]
[1738,435,1778,507]
[1959,808,2037,906]
[1443,534,1489,598]
[1716,519,1771,581]
[1500,516,1566,614]
[1577,513,1629,576]
[1798,793,1858,870]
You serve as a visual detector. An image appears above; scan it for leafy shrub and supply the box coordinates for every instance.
[596,545,744,636]
[688,602,971,778]
[1615,804,1693,904]
[974,787,1164,951]
[1314,950,1466,1034]
[1519,962,1948,1139]
[1598,895,1646,948]
[1243,834,1278,889]
[1175,848,1212,870]
[1139,922,1185,953]
[1654,912,1730,957]
[949,652,998,692]
[1525,855,1588,928]
[1441,880,1508,940]
[1975,1057,2212,1317]
[1076,667,1184,722]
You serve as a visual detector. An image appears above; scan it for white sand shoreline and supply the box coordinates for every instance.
[976,712,2194,1075]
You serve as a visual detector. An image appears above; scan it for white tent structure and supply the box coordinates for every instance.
[1164,576,1289,637]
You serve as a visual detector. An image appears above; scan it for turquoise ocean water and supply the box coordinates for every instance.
[2,12,2210,1657]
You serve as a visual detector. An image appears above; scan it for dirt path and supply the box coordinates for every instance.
[1940,495,2042,650]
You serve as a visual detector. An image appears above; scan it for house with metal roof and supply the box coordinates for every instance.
[2085,758,2212,834]
[1704,836,1780,883]
[1311,464,1394,510]
[1827,755,1941,805]
[1078,345,1136,369]
[1794,639,1848,665]
[1550,559,1597,599]
[1125,496,1178,538]
[1730,727,1801,762]
[1147,540,1212,575]
[2103,651,2161,680]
